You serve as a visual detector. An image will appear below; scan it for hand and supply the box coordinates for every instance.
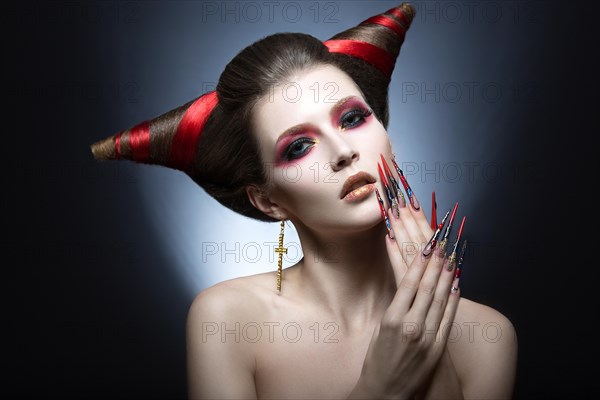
[349,190,461,399]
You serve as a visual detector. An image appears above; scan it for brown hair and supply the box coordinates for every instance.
[91,3,415,223]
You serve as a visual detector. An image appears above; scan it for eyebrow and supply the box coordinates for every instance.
[275,95,359,145]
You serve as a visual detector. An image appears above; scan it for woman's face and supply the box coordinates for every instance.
[251,64,393,235]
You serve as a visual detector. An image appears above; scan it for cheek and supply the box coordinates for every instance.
[271,165,335,211]
[362,126,391,156]
[275,168,324,197]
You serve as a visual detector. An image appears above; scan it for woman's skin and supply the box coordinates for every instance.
[187,65,517,399]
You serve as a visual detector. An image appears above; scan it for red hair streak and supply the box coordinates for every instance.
[114,132,122,160]
[323,40,395,79]
[386,7,411,26]
[129,121,150,162]
[169,91,219,171]
[361,15,406,39]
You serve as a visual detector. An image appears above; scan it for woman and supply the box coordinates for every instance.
[91,3,517,399]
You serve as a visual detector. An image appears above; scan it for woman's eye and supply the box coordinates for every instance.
[283,138,316,161]
[340,108,373,130]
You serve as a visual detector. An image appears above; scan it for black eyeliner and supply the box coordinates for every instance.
[340,108,373,130]
[283,137,317,161]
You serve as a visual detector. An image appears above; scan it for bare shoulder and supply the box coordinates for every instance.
[448,297,518,398]
[453,297,517,345]
[186,273,276,399]
[187,272,275,323]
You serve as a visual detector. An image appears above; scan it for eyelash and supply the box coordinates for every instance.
[283,137,317,161]
[281,107,374,161]
[340,107,373,130]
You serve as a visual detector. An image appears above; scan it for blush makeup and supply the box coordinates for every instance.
[274,125,319,166]
[330,96,374,130]
[273,96,372,167]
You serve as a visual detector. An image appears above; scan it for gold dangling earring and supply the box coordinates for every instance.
[274,220,287,293]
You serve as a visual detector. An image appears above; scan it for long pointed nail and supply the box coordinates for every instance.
[442,202,459,243]
[446,216,466,271]
[378,163,399,219]
[385,154,406,207]
[438,202,459,257]
[396,188,406,207]
[422,209,451,257]
[391,196,400,218]
[437,238,448,258]
[408,189,420,210]
[380,155,397,197]
[451,240,468,293]
[391,155,420,211]
[380,154,405,209]
[375,188,394,239]
[431,191,437,230]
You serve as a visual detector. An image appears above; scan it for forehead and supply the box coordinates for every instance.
[251,64,364,140]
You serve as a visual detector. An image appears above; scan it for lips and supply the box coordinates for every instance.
[340,171,377,199]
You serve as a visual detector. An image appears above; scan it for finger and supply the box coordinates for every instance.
[405,193,435,239]
[387,207,410,267]
[413,205,434,240]
[425,254,458,330]
[396,181,434,238]
[396,206,429,266]
[409,247,447,320]
[384,154,431,246]
[386,251,432,315]
[387,205,427,270]
[385,230,408,289]
[436,286,460,346]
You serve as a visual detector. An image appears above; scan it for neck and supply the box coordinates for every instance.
[288,221,396,330]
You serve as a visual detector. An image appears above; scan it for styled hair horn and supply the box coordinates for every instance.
[325,3,415,79]
[90,3,415,169]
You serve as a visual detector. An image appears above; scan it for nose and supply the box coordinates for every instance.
[328,132,359,171]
